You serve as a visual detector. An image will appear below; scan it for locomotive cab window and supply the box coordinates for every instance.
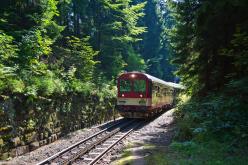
[148,81,152,95]
[119,79,131,92]
[133,80,146,93]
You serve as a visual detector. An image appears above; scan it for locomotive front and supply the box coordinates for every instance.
[116,72,151,118]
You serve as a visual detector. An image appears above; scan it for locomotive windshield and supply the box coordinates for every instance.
[119,79,131,92]
[134,80,146,93]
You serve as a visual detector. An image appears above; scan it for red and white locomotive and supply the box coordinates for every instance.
[116,72,184,118]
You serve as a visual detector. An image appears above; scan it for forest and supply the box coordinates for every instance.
[0,0,175,99]
[0,0,248,163]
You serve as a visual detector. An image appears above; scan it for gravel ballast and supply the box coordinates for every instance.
[0,109,175,165]
[0,118,122,165]
[110,109,176,165]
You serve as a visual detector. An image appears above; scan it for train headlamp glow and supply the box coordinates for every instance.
[130,74,136,78]
[140,94,143,97]
[121,94,125,97]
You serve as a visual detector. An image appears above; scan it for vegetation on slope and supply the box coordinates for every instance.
[161,0,248,164]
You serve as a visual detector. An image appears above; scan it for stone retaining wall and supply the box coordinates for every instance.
[0,93,116,160]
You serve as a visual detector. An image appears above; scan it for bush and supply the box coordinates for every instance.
[174,90,248,144]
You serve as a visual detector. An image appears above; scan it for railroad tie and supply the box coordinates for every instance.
[114,135,123,138]
[88,152,101,155]
[71,150,77,154]
[104,141,113,144]
[61,155,69,159]
[110,138,119,141]
[82,157,94,161]
[78,145,84,149]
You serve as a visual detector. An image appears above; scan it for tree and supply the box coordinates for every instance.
[167,0,248,95]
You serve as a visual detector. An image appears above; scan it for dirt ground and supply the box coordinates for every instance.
[111,109,176,165]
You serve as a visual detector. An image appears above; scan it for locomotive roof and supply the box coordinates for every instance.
[144,73,185,89]
[120,72,185,89]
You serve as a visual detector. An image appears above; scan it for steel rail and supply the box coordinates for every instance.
[60,120,135,165]
[36,119,127,165]
[88,121,142,165]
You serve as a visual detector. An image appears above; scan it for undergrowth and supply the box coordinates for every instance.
[161,89,248,165]
[145,80,248,164]
[146,140,248,165]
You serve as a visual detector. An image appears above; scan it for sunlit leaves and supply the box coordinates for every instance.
[65,36,99,81]
[0,32,18,63]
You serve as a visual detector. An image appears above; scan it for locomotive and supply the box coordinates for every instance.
[116,72,184,118]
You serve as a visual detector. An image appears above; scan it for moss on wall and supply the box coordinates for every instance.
[0,92,116,160]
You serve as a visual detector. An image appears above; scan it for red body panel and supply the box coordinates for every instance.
[117,72,151,98]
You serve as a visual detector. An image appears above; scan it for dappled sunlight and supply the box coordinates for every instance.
[133,109,176,145]
[112,109,176,164]
[112,143,156,165]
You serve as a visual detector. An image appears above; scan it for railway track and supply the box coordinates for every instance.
[37,119,142,165]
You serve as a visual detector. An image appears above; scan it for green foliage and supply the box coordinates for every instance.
[167,0,248,95]
[0,32,18,63]
[0,0,99,98]
[137,0,176,81]
[143,139,248,165]
[0,32,20,93]
[124,46,147,71]
[65,36,98,81]
[0,0,149,158]
[166,0,248,155]
[175,91,248,143]
[161,140,248,165]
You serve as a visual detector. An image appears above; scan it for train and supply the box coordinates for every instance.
[116,72,184,118]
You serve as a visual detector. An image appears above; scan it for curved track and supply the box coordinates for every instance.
[37,119,142,165]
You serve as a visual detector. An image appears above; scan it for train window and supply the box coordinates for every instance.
[152,86,156,95]
[119,79,131,92]
[149,81,152,94]
[133,80,146,93]
[165,88,169,96]
[163,88,167,96]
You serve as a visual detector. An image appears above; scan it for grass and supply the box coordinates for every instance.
[112,143,134,165]
[112,143,159,165]
[145,141,248,165]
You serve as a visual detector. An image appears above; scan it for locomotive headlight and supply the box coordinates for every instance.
[140,94,143,97]
[130,74,136,78]
[122,94,125,97]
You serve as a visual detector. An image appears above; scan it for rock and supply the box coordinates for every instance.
[9,149,17,157]
[44,131,49,138]
[10,137,21,147]
[51,134,57,142]
[29,141,39,151]
[39,133,44,140]
[20,140,26,146]
[74,125,78,130]
[16,145,29,156]
[0,138,3,146]
[48,137,52,144]
[56,132,62,138]
[54,127,61,133]
[25,132,37,143]
[39,139,47,146]
[46,128,53,136]
[0,152,9,160]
